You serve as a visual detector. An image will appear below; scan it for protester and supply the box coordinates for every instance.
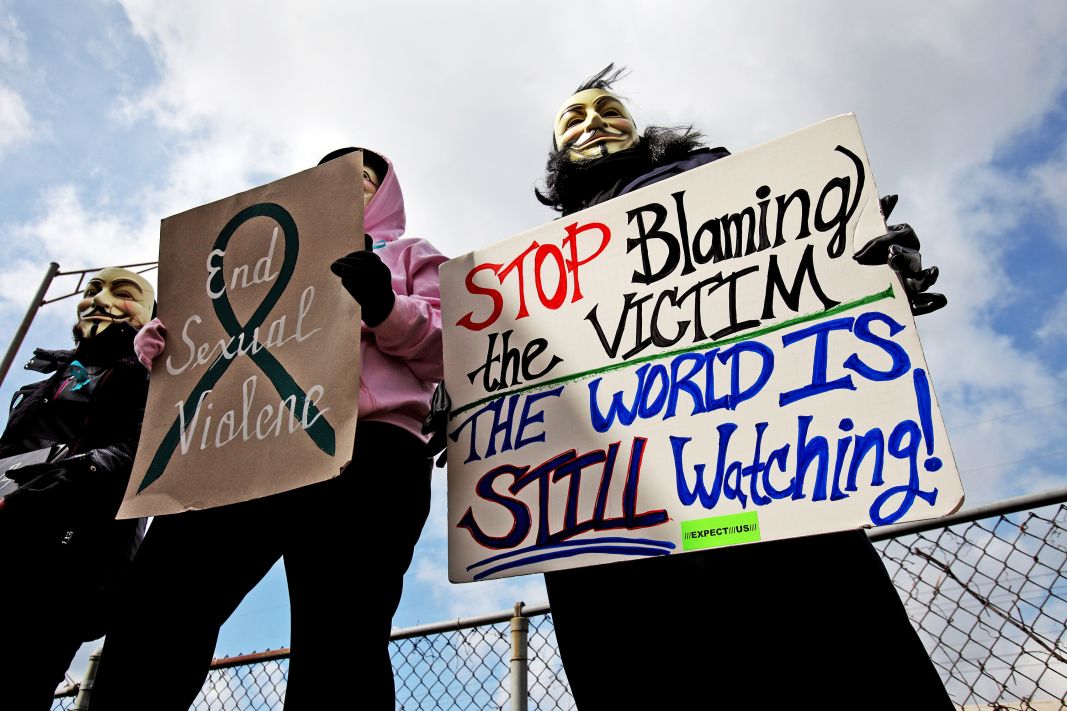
[90,148,446,710]
[534,64,952,708]
[0,267,153,710]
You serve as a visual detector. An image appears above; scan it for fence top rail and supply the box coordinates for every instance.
[209,647,292,669]
[867,485,1067,541]
[201,603,557,668]
[55,261,158,277]
[389,602,552,640]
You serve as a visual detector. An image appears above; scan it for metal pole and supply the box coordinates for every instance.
[71,645,102,711]
[0,261,60,389]
[510,601,529,711]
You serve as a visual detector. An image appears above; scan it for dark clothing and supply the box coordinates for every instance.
[575,145,731,210]
[0,336,148,709]
[91,421,432,711]
[91,152,442,710]
[545,147,953,709]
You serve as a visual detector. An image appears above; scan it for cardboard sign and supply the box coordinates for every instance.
[119,155,364,518]
[443,115,963,583]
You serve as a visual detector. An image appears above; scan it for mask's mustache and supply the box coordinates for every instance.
[79,304,126,321]
[574,125,624,148]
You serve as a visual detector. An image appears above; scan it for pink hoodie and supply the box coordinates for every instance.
[358,152,446,441]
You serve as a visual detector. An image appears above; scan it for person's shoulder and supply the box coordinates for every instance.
[388,237,448,261]
[678,146,731,170]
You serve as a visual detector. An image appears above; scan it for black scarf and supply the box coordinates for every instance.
[536,125,707,215]
[71,321,139,367]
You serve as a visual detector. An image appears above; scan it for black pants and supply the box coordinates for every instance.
[1,505,124,710]
[90,422,432,711]
[546,529,954,710]
[2,599,84,711]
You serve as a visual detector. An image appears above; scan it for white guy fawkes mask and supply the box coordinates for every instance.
[75,267,155,340]
[554,88,639,160]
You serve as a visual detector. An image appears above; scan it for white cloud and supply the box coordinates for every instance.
[1031,136,1067,247]
[0,84,32,153]
[1038,289,1067,341]
[0,11,27,64]
[0,185,158,319]
[7,185,157,264]
[0,12,31,155]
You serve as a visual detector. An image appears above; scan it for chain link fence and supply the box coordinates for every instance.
[872,491,1067,709]
[54,489,1066,710]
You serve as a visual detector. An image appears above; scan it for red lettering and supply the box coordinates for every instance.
[534,244,567,310]
[497,242,539,319]
[563,221,612,302]
[457,262,503,332]
[459,222,612,330]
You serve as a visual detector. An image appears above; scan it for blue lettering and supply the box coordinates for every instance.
[459,438,669,550]
[449,388,565,463]
[638,364,670,418]
[515,386,565,449]
[589,366,645,433]
[796,415,828,501]
[456,464,531,549]
[672,369,944,529]
[717,340,775,410]
[843,311,911,382]
[664,352,707,419]
[779,316,856,406]
[590,344,770,432]
[485,394,520,458]
[868,369,940,524]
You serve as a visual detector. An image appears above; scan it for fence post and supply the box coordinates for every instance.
[510,601,529,711]
[0,261,60,389]
[71,645,102,710]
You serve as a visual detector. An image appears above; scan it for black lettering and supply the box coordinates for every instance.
[761,244,840,320]
[775,188,811,247]
[626,202,679,284]
[585,292,654,360]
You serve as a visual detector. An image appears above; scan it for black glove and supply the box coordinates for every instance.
[330,235,396,327]
[854,195,947,317]
[422,383,452,467]
[1,454,98,530]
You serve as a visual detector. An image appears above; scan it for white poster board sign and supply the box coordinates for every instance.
[443,115,963,583]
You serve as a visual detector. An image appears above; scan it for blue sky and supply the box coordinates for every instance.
[1,0,1066,682]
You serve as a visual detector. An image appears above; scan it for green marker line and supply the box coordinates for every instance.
[450,284,895,418]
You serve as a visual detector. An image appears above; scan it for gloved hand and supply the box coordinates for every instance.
[422,383,452,467]
[134,317,167,371]
[1,454,98,527]
[854,195,947,316]
[330,235,396,327]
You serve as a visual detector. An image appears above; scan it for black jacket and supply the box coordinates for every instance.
[0,338,148,635]
[562,146,730,216]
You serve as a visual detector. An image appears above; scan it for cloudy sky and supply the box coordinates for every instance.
[2,0,1066,681]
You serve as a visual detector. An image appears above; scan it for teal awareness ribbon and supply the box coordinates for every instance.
[69,360,90,391]
[137,202,336,493]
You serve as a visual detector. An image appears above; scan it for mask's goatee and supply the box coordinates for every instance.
[536,124,707,215]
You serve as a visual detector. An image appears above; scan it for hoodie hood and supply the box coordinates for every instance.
[364,150,406,244]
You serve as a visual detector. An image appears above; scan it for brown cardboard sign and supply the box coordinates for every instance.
[119,154,364,518]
